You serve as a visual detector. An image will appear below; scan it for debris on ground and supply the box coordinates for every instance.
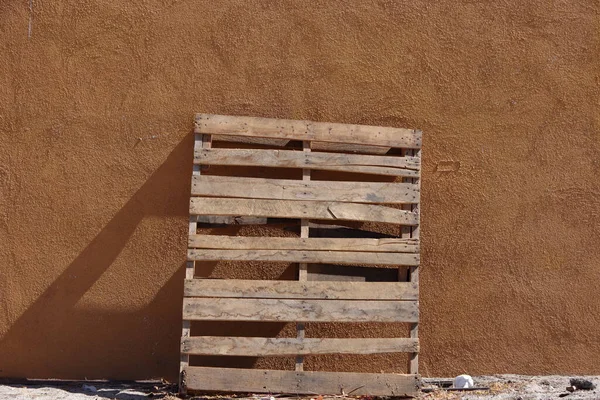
[81,384,96,392]
[570,378,596,391]
[453,375,474,389]
[419,375,598,399]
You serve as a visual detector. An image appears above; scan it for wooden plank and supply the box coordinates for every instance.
[190,197,419,225]
[181,337,419,356]
[182,298,419,322]
[195,114,422,149]
[400,148,415,372]
[184,366,419,396]
[184,279,419,300]
[409,148,422,375]
[187,248,420,266]
[194,148,420,177]
[203,148,421,172]
[296,140,311,371]
[191,175,419,204]
[189,235,419,253]
[180,133,209,396]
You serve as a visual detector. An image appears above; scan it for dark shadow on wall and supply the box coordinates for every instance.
[0,135,195,381]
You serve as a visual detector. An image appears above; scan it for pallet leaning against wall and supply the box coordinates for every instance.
[180,113,422,396]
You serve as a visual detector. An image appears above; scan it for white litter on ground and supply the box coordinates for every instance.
[453,374,474,389]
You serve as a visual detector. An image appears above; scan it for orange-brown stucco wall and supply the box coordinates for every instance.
[1,0,599,381]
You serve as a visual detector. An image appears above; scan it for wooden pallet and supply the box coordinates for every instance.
[180,114,422,396]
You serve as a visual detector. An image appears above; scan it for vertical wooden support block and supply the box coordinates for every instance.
[399,148,420,375]
[409,148,420,375]
[295,140,311,371]
[180,133,211,396]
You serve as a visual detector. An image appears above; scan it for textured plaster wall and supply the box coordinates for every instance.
[1,0,599,381]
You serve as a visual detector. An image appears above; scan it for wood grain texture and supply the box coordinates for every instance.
[194,148,420,177]
[189,197,419,225]
[182,298,419,322]
[191,175,419,204]
[195,114,422,149]
[183,366,419,395]
[189,235,419,253]
[180,134,206,395]
[181,336,419,355]
[187,248,419,266]
[296,140,311,371]
[183,279,419,300]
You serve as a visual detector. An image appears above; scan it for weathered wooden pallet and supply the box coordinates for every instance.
[180,114,422,396]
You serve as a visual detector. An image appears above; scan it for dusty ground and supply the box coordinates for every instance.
[0,376,598,400]
[418,376,599,400]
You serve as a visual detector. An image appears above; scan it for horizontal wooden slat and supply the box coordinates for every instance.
[184,366,419,395]
[190,197,419,225]
[184,279,419,300]
[181,336,419,356]
[195,113,422,149]
[195,148,420,177]
[192,175,419,204]
[187,248,419,266]
[182,298,419,322]
[189,235,419,253]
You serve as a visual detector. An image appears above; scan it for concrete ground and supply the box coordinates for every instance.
[0,375,597,400]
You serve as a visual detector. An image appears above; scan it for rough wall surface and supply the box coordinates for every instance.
[1,0,599,381]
